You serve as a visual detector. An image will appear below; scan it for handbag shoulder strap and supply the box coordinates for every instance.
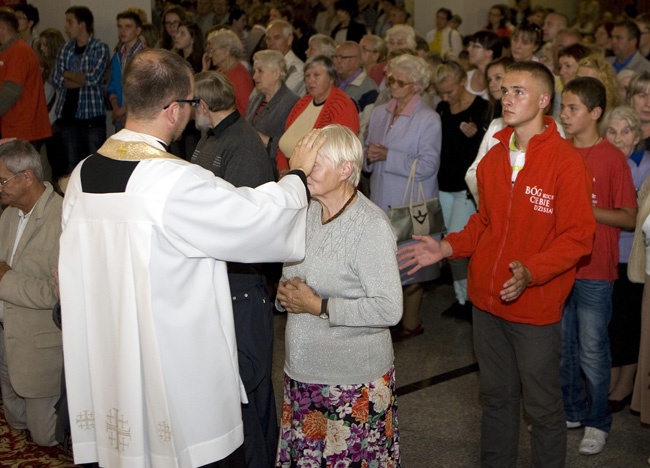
[402,158,419,205]
[416,180,427,205]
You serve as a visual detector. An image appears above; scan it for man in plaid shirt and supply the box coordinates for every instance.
[51,6,109,175]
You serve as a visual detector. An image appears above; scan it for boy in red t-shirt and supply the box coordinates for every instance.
[559,76,638,456]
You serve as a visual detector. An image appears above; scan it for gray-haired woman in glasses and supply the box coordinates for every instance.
[363,53,442,341]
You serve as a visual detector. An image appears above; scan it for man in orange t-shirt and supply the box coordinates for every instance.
[0,10,51,146]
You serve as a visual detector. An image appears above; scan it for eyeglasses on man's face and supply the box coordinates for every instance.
[163,98,202,110]
[0,171,25,187]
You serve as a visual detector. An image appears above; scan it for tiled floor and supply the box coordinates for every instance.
[271,273,650,467]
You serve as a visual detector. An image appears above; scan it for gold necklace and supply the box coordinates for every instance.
[322,190,357,225]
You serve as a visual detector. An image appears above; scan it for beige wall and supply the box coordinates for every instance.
[30,0,151,49]
[413,0,580,39]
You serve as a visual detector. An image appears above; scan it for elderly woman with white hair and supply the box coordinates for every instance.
[245,50,299,171]
[369,24,417,87]
[276,125,402,465]
[604,105,650,414]
[204,28,253,115]
[305,33,336,59]
[360,34,387,74]
[364,54,442,341]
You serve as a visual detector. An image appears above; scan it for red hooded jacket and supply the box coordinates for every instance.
[446,117,595,325]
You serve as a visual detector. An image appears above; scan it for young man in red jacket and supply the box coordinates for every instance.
[398,61,595,467]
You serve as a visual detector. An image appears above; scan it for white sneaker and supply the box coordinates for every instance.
[566,420,582,429]
[579,427,608,455]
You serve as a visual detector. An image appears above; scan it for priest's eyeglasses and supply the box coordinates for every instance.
[163,98,202,110]
[0,171,25,187]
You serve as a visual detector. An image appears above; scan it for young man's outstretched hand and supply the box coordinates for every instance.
[397,236,531,302]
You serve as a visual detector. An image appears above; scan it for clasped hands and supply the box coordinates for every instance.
[459,121,478,138]
[277,277,321,316]
[366,142,387,163]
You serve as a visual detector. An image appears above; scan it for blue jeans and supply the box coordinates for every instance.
[440,190,476,303]
[439,189,476,234]
[560,279,613,432]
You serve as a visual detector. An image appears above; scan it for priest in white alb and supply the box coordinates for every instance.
[58,48,324,468]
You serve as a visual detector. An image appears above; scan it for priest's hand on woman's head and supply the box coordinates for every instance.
[288,129,327,177]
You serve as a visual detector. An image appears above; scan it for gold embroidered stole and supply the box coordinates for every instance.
[97,139,182,161]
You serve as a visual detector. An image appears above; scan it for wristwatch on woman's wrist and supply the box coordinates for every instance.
[319,298,329,319]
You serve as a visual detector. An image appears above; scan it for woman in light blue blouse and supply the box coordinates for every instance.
[364,53,442,341]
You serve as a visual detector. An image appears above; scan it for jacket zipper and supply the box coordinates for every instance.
[487,166,516,310]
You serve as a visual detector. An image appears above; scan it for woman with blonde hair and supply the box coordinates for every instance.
[576,53,621,113]
[433,59,488,320]
[37,29,65,88]
[465,56,515,205]
[627,72,650,152]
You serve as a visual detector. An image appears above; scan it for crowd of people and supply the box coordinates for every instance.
[1,0,650,466]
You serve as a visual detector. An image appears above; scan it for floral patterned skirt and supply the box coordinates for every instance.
[276,367,400,467]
